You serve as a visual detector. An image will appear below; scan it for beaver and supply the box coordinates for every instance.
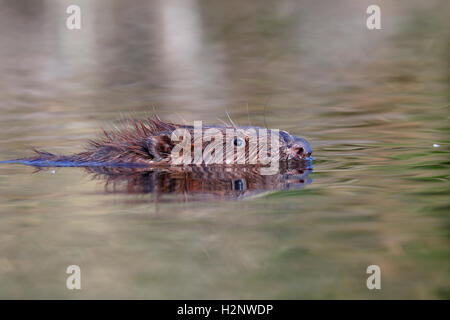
[1,115,312,169]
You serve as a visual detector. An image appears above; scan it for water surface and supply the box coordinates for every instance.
[0,0,448,299]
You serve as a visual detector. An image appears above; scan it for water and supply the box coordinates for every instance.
[0,0,448,299]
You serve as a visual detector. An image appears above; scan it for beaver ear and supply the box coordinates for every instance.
[145,134,174,161]
[279,131,293,144]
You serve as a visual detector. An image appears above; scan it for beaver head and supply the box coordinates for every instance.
[140,124,313,165]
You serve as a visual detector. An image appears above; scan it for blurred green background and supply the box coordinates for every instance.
[0,0,448,299]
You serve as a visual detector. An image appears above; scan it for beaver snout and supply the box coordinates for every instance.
[289,136,312,160]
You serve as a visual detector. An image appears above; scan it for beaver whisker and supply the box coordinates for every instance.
[216,117,230,127]
[225,109,237,129]
[246,102,251,126]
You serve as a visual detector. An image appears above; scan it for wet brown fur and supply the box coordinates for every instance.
[26,115,298,166]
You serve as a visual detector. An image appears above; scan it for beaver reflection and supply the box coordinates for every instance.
[85,161,312,201]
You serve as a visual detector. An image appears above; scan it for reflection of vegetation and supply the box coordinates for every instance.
[254,14,293,38]
[395,9,439,39]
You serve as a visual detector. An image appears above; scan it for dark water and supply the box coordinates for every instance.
[0,0,449,299]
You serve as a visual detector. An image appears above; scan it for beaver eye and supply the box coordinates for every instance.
[233,137,245,147]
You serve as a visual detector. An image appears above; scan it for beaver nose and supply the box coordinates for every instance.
[291,136,312,159]
[291,146,311,159]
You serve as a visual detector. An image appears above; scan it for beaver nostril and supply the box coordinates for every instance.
[290,146,306,159]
